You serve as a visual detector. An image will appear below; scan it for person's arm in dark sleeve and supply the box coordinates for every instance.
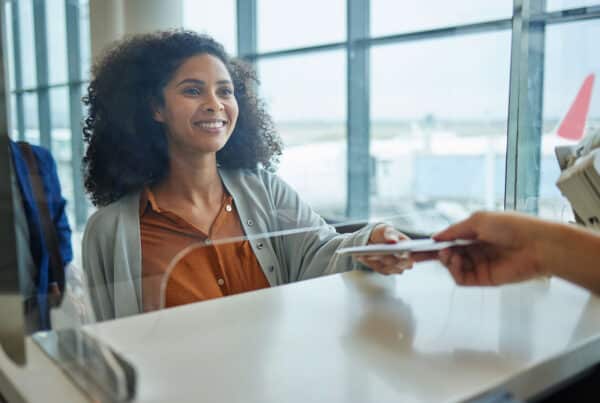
[36,147,73,266]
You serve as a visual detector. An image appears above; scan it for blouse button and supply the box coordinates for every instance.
[204,239,212,246]
[256,241,264,250]
[268,266,275,272]
[225,204,232,212]
[247,219,254,226]
[217,278,225,286]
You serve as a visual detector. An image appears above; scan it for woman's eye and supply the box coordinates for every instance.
[183,87,201,96]
[219,88,234,96]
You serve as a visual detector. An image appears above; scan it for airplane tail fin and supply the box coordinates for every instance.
[557,74,595,141]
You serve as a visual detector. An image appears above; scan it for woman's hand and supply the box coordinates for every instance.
[355,224,414,275]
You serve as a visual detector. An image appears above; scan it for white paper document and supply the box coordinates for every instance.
[336,239,476,256]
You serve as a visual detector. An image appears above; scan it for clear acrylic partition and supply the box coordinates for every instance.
[49,212,420,401]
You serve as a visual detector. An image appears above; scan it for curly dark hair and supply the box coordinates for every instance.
[82,30,282,206]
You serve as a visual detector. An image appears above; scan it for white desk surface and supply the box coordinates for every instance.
[2,262,600,403]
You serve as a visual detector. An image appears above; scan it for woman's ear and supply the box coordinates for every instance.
[151,99,165,123]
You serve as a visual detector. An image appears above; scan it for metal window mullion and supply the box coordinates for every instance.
[516,0,546,214]
[13,81,87,93]
[346,0,370,219]
[32,0,51,150]
[500,1,547,360]
[66,0,87,229]
[505,0,525,211]
[237,5,598,60]
[248,18,513,61]
[9,0,25,141]
[532,5,600,24]
[13,94,25,141]
[236,0,256,60]
[245,42,347,61]
[364,18,513,47]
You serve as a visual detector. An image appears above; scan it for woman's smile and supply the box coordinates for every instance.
[193,118,228,134]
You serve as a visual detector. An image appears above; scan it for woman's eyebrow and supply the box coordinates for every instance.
[176,78,205,87]
[175,78,233,87]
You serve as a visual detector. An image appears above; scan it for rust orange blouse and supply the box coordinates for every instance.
[139,188,270,312]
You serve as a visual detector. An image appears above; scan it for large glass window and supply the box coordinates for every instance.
[9,94,18,139]
[45,0,68,85]
[4,1,15,91]
[257,0,346,52]
[258,51,347,219]
[80,0,91,80]
[537,19,600,220]
[182,0,237,55]
[371,0,512,37]
[23,92,39,144]
[18,0,37,88]
[370,31,511,233]
[248,0,600,227]
[3,0,599,245]
[49,87,75,224]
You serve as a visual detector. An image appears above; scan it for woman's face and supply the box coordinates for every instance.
[153,53,239,156]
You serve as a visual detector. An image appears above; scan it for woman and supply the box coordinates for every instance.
[82,31,412,322]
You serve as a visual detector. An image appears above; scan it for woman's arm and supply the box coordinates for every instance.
[265,172,411,280]
[82,214,115,322]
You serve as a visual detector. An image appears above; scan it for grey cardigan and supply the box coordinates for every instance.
[82,168,377,321]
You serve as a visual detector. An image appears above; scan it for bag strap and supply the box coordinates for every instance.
[16,141,65,293]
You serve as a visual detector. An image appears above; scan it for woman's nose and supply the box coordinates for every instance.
[202,94,224,112]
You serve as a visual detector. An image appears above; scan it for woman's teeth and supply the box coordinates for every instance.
[197,121,225,129]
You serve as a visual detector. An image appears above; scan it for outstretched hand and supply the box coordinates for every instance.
[430,212,546,286]
[355,224,414,275]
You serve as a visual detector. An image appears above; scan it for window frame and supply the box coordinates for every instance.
[6,0,600,228]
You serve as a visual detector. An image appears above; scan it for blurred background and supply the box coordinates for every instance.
[3,0,599,268]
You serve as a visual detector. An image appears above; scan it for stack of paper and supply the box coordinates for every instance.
[336,239,475,256]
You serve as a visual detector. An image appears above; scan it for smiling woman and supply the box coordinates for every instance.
[81,30,414,322]
[82,31,281,207]
[151,54,240,157]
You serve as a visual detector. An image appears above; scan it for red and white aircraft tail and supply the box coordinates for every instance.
[556,73,595,141]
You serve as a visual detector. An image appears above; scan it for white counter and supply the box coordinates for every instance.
[2,262,600,402]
